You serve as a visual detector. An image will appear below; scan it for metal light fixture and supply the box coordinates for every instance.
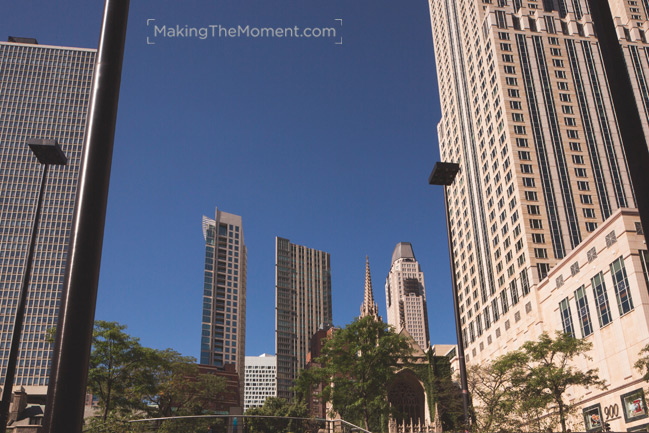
[429,161,471,429]
[0,139,67,433]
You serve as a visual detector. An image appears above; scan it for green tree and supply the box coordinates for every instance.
[635,344,649,381]
[87,321,155,421]
[466,361,519,432]
[142,349,226,417]
[497,332,607,433]
[245,397,314,433]
[296,316,413,432]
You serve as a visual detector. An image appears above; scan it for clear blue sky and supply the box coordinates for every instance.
[1,0,456,359]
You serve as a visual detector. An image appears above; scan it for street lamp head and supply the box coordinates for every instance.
[27,138,68,166]
[428,161,459,186]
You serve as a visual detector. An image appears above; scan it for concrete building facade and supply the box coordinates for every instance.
[201,208,247,405]
[385,243,430,349]
[428,0,649,423]
[275,237,332,400]
[0,38,96,395]
[244,354,276,411]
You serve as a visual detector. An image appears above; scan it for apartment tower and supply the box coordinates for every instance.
[0,38,96,394]
[428,0,649,428]
[385,243,430,349]
[201,208,247,405]
[275,237,332,400]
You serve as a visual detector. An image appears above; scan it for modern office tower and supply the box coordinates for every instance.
[275,237,332,401]
[0,38,96,395]
[385,243,430,349]
[360,256,381,321]
[428,0,649,428]
[244,354,276,411]
[201,208,247,406]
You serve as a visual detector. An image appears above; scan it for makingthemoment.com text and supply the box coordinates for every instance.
[153,24,338,39]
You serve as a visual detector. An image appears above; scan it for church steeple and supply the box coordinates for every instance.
[360,256,381,321]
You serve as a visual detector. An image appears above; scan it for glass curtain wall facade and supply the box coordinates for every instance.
[275,237,331,401]
[0,39,96,392]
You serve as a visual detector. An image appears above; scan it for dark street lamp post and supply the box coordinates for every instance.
[428,161,471,430]
[0,139,67,433]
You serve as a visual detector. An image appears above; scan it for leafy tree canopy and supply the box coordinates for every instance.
[295,316,413,432]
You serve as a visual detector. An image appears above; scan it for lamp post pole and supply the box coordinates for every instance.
[429,161,470,430]
[0,139,67,433]
[42,1,129,431]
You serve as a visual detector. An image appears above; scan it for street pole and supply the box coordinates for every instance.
[0,138,67,433]
[0,165,48,433]
[42,1,129,431]
[429,162,470,429]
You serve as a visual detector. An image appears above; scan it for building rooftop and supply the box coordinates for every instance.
[391,242,416,264]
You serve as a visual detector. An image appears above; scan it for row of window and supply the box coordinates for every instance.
[560,257,634,338]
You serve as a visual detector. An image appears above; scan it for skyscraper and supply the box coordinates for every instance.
[0,38,96,394]
[428,0,649,428]
[201,208,247,405]
[385,243,430,349]
[275,237,332,400]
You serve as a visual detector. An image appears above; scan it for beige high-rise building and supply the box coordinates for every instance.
[275,237,332,400]
[428,0,649,429]
[385,243,430,349]
[201,208,247,406]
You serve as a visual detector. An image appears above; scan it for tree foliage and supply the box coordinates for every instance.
[87,321,155,420]
[245,397,316,433]
[466,361,519,432]
[86,321,226,431]
[635,344,649,382]
[295,316,413,432]
[494,332,607,433]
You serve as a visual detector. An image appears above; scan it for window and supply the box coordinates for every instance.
[560,297,575,337]
[513,113,525,122]
[492,298,500,321]
[506,77,519,86]
[503,56,515,65]
[575,286,593,337]
[508,88,520,98]
[580,194,593,204]
[559,93,571,102]
[591,272,612,327]
[525,191,538,201]
[538,263,550,280]
[521,164,533,173]
[577,181,590,191]
[521,269,530,295]
[500,290,509,313]
[516,138,529,147]
[530,219,543,229]
[565,117,577,126]
[586,222,598,232]
[562,105,574,114]
[523,177,536,187]
[572,155,585,164]
[535,248,548,258]
[611,257,634,315]
[510,280,519,305]
[583,208,596,218]
[532,233,545,243]
[620,389,648,422]
[511,100,522,110]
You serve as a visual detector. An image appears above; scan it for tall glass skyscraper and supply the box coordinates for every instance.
[275,237,331,400]
[201,208,247,405]
[0,38,96,394]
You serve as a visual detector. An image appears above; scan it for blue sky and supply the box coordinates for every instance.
[2,0,455,359]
